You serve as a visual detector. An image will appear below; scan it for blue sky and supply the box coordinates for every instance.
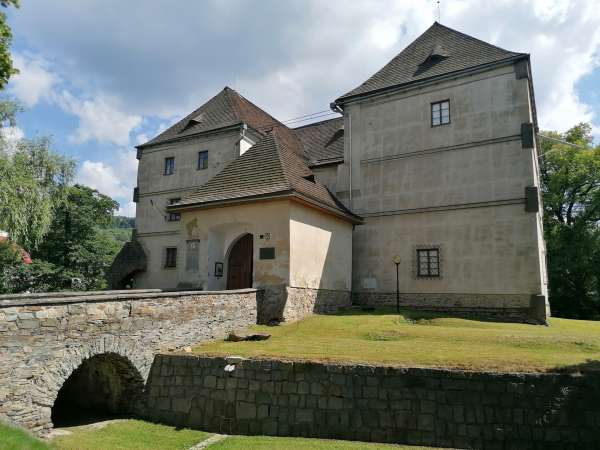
[4,0,600,217]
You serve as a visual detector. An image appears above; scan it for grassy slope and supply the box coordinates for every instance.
[49,420,209,450]
[211,435,436,449]
[0,422,50,450]
[195,309,600,373]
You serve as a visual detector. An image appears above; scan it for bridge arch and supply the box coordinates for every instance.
[31,336,154,428]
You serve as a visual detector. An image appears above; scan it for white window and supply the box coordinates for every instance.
[431,100,450,127]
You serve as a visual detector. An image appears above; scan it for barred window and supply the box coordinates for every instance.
[431,100,450,126]
[417,248,440,277]
[198,150,208,170]
[164,247,177,268]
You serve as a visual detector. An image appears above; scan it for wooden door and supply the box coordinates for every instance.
[227,234,253,289]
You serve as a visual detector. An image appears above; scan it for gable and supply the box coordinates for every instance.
[337,22,525,103]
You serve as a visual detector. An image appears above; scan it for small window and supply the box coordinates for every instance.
[431,100,450,127]
[417,248,440,277]
[164,247,177,268]
[198,150,208,170]
[167,198,181,222]
[164,157,175,175]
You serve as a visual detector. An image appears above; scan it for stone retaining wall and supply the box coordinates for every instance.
[258,285,350,324]
[0,289,258,432]
[352,292,546,324]
[145,355,600,450]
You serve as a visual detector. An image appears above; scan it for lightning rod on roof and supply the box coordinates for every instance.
[437,0,441,22]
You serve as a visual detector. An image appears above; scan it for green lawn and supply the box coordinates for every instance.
[49,420,209,450]
[0,422,50,450]
[211,435,436,449]
[1,419,443,450]
[194,309,600,373]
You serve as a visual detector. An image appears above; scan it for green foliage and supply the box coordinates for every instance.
[1,260,77,293]
[112,215,135,229]
[540,123,600,319]
[0,127,75,250]
[0,1,19,91]
[32,185,120,291]
[0,238,20,267]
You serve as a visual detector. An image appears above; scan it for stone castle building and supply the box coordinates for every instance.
[109,22,549,323]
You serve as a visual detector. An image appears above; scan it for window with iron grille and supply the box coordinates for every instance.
[431,100,450,127]
[417,248,440,277]
[198,150,208,170]
[164,156,175,175]
[167,198,181,222]
[164,247,177,268]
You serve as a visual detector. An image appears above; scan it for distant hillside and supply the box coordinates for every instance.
[103,216,135,245]
[112,216,135,229]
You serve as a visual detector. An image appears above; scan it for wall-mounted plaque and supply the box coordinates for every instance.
[259,247,275,260]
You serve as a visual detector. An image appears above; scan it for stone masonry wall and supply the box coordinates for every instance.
[352,292,542,324]
[0,289,258,432]
[146,355,600,450]
[258,285,350,324]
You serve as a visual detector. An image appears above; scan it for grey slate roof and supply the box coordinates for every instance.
[172,129,360,223]
[139,87,302,154]
[293,117,344,166]
[337,22,525,102]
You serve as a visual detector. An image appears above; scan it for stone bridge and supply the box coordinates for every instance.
[0,289,258,433]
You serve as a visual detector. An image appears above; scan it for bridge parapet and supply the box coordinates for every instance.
[0,289,258,433]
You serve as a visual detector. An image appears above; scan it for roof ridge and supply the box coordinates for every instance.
[223,87,243,123]
[292,116,343,130]
[336,22,527,102]
[432,21,525,56]
[266,132,296,191]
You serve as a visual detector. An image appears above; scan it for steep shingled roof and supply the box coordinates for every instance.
[139,87,302,154]
[294,117,344,166]
[337,22,525,102]
[171,129,360,223]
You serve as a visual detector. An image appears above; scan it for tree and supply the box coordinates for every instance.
[0,132,75,250]
[540,123,600,319]
[33,184,120,290]
[0,1,19,90]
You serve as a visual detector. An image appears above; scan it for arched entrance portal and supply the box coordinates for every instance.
[51,352,144,427]
[227,233,253,289]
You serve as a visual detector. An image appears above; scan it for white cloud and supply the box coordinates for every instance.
[55,91,142,146]
[76,149,138,200]
[445,0,600,132]
[10,53,58,107]
[117,201,136,217]
[7,0,600,139]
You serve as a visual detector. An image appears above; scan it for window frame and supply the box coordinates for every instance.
[431,100,450,127]
[164,247,178,269]
[197,150,209,170]
[416,248,440,278]
[167,198,181,222]
[164,156,175,175]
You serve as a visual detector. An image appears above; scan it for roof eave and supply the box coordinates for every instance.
[136,122,245,150]
[168,190,362,225]
[334,54,529,107]
[168,190,296,212]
